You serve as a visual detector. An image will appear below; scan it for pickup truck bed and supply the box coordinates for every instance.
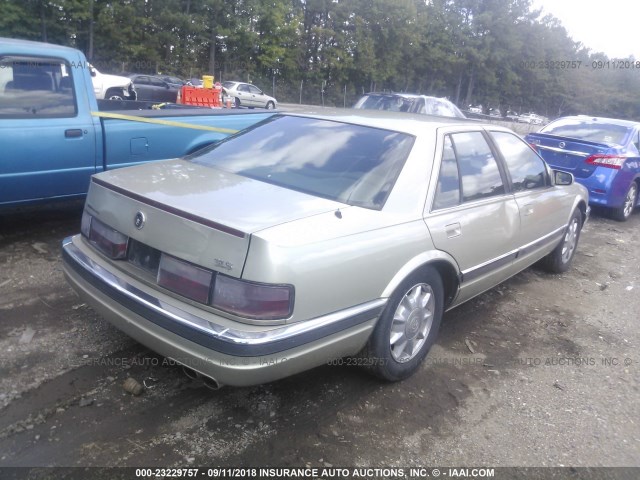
[0,37,274,209]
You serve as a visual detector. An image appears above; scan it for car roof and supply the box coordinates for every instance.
[361,92,420,99]
[0,37,80,56]
[280,109,489,136]
[415,95,453,102]
[130,74,164,80]
[555,115,640,128]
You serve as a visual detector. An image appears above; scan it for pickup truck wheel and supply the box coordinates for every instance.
[362,267,443,382]
[105,89,124,101]
[540,209,582,273]
[266,101,275,109]
[611,182,637,221]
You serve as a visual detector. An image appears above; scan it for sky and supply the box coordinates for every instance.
[532,0,640,59]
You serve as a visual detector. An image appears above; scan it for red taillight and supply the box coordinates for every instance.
[83,212,128,259]
[157,254,213,304]
[212,274,293,320]
[81,211,294,319]
[585,154,626,170]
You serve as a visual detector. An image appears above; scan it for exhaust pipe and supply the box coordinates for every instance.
[201,376,221,391]
[182,366,200,380]
[182,365,222,390]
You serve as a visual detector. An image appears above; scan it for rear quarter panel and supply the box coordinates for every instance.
[242,133,448,323]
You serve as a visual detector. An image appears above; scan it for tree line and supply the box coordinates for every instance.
[1,0,639,119]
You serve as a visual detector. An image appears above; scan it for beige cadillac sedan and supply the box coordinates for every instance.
[62,111,589,388]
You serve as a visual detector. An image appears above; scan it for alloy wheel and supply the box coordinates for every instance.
[389,283,435,363]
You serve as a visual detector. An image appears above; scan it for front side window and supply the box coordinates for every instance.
[452,131,505,202]
[492,131,548,191]
[189,115,415,210]
[0,56,77,118]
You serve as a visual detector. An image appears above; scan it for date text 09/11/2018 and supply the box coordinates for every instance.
[520,60,640,70]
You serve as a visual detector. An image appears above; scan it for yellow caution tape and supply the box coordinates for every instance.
[91,110,239,134]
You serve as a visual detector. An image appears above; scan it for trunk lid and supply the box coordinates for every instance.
[527,132,620,178]
[86,159,345,276]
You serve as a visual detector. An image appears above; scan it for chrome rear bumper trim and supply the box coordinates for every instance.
[62,236,386,356]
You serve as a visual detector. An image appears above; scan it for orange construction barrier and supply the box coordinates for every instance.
[179,86,222,107]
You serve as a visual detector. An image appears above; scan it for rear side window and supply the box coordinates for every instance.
[453,132,505,202]
[0,56,77,118]
[189,115,415,210]
[433,136,461,209]
[492,131,548,191]
[433,132,505,209]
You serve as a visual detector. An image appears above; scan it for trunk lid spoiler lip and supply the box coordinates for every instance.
[528,132,620,150]
[91,176,247,239]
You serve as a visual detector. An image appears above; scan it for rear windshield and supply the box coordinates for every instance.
[189,115,415,210]
[408,97,465,118]
[542,119,631,145]
[353,94,416,112]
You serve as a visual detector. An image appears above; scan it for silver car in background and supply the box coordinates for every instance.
[62,111,589,388]
[222,81,277,109]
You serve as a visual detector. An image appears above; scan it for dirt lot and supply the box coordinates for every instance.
[0,205,639,470]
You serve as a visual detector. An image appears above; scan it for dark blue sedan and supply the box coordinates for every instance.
[526,116,640,221]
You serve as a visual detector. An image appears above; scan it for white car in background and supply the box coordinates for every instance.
[222,81,277,109]
[89,64,136,101]
[518,113,546,125]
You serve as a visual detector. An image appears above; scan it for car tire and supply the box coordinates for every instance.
[361,267,444,382]
[234,97,241,108]
[105,89,124,101]
[540,208,582,273]
[266,101,275,109]
[611,182,638,222]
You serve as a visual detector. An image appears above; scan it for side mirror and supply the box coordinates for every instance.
[554,170,574,186]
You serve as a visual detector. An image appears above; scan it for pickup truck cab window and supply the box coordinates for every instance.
[0,56,76,118]
[491,131,549,191]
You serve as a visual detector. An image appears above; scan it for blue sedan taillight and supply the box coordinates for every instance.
[585,154,626,170]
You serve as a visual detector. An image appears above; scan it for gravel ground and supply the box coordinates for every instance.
[0,204,638,472]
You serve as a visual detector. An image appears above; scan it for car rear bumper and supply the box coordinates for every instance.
[62,235,384,386]
[570,168,634,208]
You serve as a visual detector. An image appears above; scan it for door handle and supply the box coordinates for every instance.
[65,129,83,138]
[523,204,534,216]
[445,222,462,238]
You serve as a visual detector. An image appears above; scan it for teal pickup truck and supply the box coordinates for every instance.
[0,37,275,209]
